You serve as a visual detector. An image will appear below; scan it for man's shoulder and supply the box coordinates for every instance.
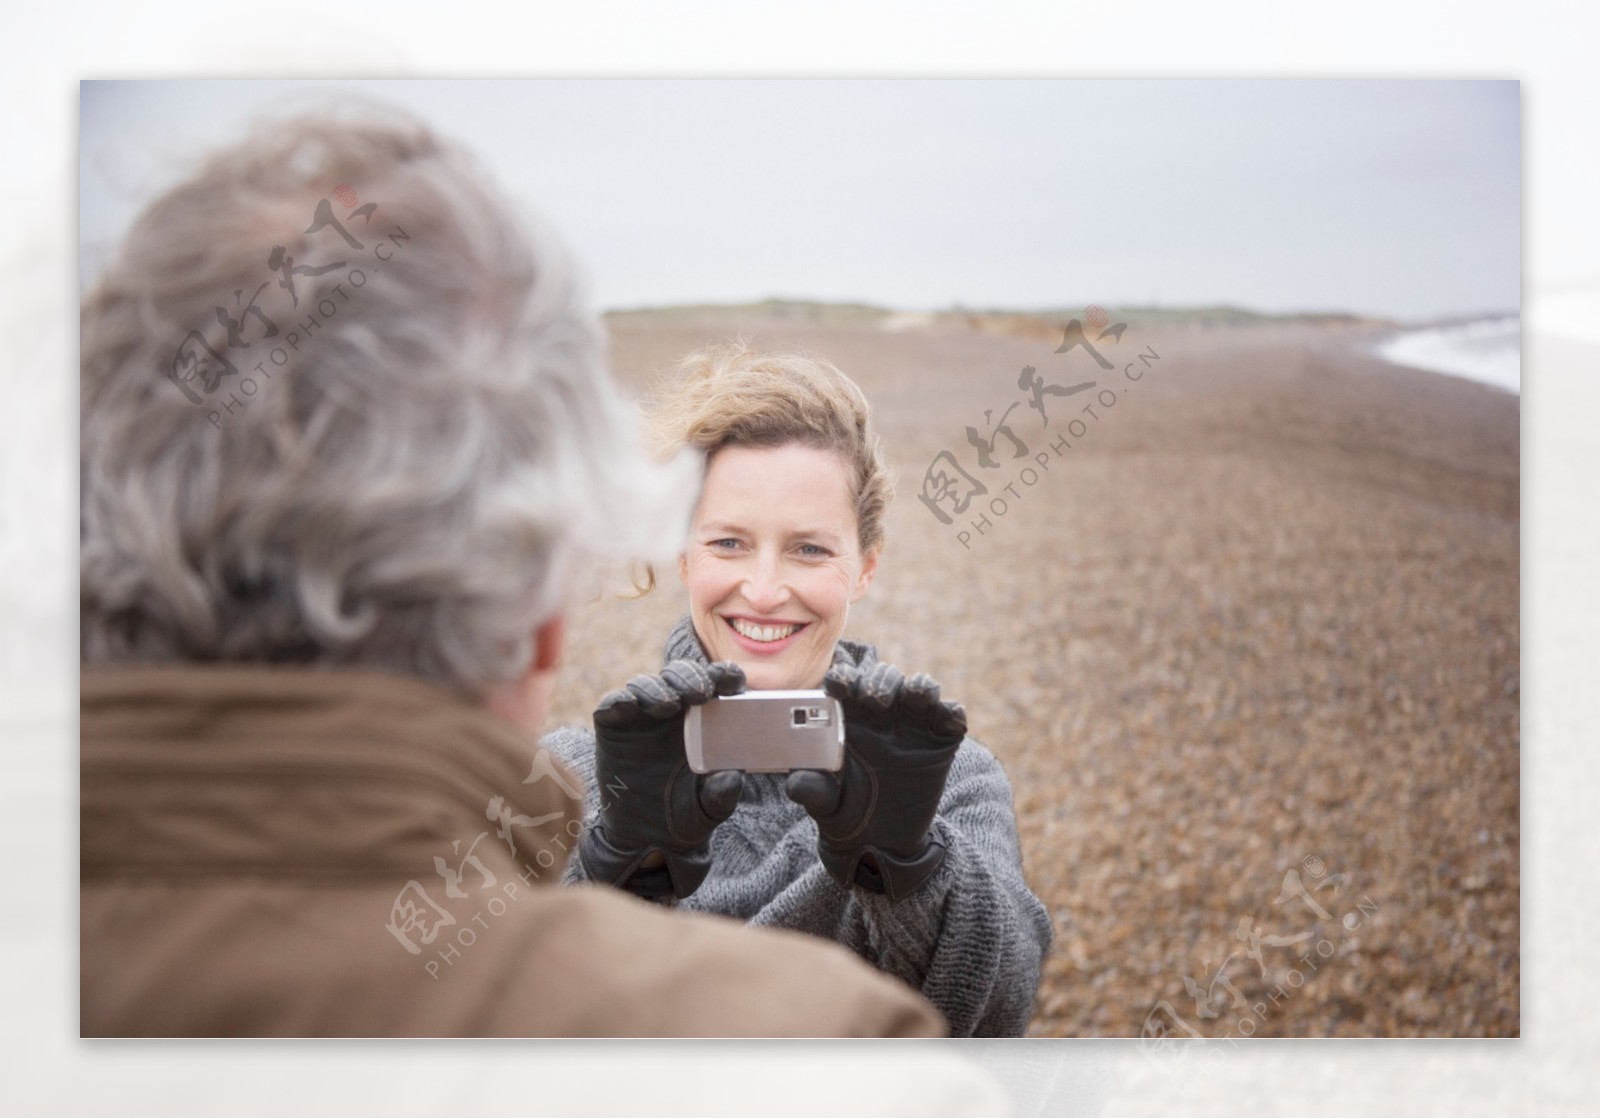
[82,872,943,1038]
[498,884,947,1037]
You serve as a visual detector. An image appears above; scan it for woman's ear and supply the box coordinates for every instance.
[851,546,881,603]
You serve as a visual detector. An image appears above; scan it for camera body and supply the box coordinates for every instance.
[684,690,845,774]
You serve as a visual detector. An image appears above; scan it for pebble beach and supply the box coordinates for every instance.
[543,311,1520,1038]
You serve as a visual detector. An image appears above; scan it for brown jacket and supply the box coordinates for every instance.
[80,664,946,1038]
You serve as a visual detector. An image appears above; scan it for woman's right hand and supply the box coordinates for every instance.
[578,659,747,899]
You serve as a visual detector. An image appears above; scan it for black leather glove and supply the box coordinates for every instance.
[579,659,746,900]
[785,662,967,902]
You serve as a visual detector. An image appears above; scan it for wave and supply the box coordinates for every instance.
[1374,315,1521,395]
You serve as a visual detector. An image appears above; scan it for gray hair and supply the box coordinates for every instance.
[80,103,700,697]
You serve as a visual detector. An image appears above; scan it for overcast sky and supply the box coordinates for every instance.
[79,79,1519,323]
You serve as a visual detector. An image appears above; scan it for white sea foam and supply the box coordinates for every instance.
[1375,315,1521,395]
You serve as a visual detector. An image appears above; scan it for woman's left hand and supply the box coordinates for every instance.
[785,662,967,901]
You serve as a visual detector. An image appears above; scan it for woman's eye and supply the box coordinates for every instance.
[710,538,741,550]
[797,543,830,558]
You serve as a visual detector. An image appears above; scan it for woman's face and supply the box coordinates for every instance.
[679,442,879,691]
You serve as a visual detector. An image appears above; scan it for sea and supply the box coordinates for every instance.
[1374,315,1521,395]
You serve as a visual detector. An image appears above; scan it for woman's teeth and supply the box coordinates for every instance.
[729,618,801,643]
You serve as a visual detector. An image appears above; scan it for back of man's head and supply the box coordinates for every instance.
[81,103,696,696]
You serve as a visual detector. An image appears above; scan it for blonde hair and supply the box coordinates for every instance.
[647,338,895,555]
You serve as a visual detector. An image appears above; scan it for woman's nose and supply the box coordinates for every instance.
[740,552,790,612]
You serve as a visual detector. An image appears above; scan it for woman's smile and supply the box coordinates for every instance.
[723,615,810,654]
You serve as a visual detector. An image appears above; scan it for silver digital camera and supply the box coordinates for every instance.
[684,690,845,774]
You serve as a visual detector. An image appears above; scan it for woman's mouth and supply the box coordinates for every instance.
[724,616,808,654]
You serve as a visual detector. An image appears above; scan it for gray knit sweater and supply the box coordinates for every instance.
[540,615,1054,1037]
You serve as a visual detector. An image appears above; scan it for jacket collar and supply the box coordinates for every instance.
[81,663,582,881]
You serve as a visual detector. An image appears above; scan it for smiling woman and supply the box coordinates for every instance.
[542,340,1054,1037]
[683,443,879,691]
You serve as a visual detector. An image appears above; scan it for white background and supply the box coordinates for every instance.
[3,2,1592,1115]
